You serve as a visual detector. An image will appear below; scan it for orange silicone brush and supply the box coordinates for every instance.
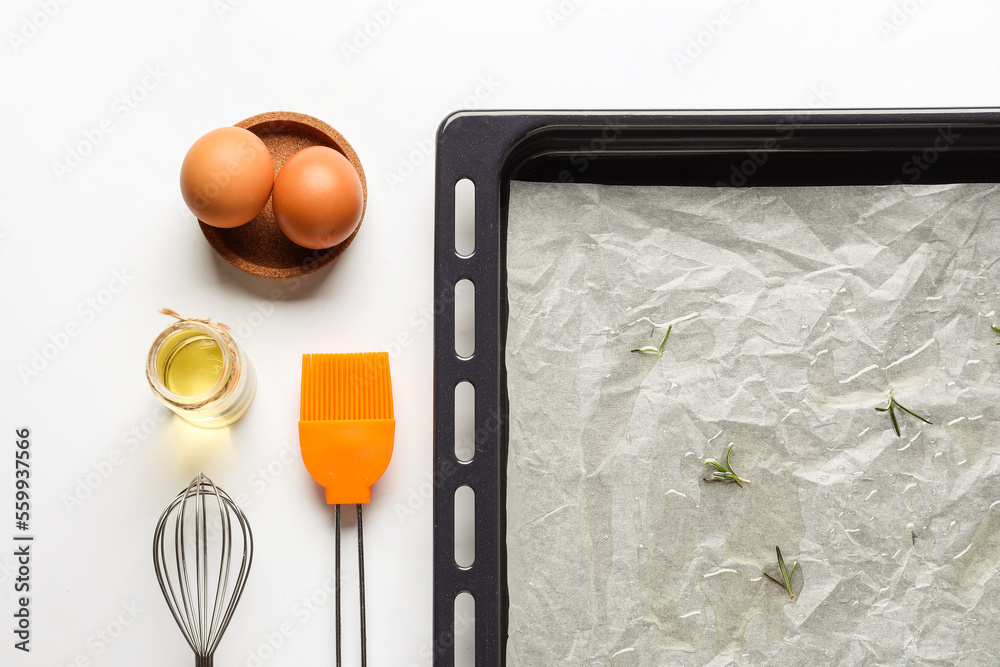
[300,352,395,503]
[299,352,395,666]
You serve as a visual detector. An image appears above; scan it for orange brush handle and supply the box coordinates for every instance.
[299,419,395,504]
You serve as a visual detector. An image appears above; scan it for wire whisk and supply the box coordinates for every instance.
[153,473,253,667]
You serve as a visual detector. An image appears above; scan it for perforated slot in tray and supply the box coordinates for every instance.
[433,108,1000,666]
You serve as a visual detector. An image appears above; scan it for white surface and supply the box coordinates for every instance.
[2,1,1000,665]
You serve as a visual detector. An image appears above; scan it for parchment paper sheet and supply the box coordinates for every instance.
[505,181,1000,666]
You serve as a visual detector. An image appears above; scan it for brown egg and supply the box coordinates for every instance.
[272,146,364,250]
[180,127,275,228]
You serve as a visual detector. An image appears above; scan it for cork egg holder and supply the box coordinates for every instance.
[198,111,367,279]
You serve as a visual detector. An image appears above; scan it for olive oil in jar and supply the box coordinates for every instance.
[146,312,256,428]
[159,333,225,396]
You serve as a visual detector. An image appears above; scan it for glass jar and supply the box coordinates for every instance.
[146,318,256,428]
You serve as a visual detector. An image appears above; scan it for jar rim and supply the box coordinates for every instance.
[146,321,235,407]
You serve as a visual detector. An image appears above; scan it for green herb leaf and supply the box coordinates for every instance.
[630,325,672,357]
[762,572,784,587]
[889,403,900,437]
[658,325,673,354]
[704,459,728,473]
[876,390,931,437]
[893,400,932,425]
[766,546,799,599]
[701,444,750,487]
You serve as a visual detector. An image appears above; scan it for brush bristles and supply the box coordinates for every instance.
[300,352,394,422]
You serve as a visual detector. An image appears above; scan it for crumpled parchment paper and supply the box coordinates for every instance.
[504,180,1000,666]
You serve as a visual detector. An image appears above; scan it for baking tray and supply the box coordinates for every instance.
[432,109,1000,666]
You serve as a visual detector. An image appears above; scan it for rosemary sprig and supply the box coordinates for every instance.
[631,324,672,357]
[875,389,932,437]
[762,546,799,599]
[993,324,1000,344]
[703,443,751,487]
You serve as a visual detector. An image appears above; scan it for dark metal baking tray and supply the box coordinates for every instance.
[432,109,1000,666]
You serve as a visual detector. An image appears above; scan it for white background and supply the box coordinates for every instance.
[2,1,1000,666]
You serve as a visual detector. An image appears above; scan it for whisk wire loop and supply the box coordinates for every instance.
[153,474,253,665]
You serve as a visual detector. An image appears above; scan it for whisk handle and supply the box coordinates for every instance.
[196,656,213,667]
